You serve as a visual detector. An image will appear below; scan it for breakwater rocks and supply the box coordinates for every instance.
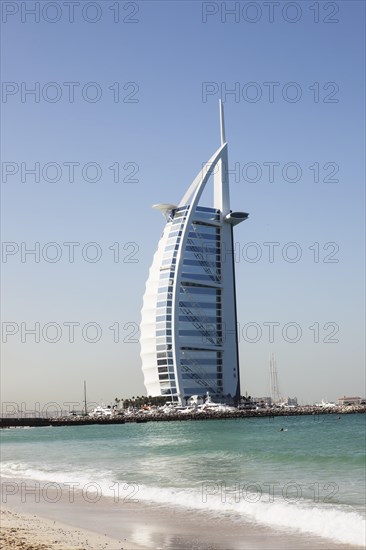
[1,406,365,428]
[0,416,127,428]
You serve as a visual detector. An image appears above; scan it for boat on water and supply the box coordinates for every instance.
[176,393,237,414]
[314,400,337,409]
[196,393,236,413]
[88,405,114,417]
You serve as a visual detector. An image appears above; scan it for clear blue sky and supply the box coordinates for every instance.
[1,1,365,409]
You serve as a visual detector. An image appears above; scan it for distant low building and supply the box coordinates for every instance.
[286,397,298,406]
[338,396,362,406]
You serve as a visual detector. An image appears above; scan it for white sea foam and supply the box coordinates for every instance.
[133,484,365,547]
[1,462,111,488]
[1,462,365,546]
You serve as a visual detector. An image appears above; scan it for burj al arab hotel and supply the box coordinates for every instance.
[140,101,248,404]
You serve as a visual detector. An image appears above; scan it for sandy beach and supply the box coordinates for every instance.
[0,507,139,550]
[1,478,361,550]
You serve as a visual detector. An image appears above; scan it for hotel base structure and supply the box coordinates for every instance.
[140,102,248,404]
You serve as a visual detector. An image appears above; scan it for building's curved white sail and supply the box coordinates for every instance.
[140,101,248,404]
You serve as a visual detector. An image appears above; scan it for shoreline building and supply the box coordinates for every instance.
[338,396,363,406]
[140,102,248,404]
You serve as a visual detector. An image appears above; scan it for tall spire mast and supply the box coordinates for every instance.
[219,99,226,144]
[84,380,87,416]
[214,99,229,212]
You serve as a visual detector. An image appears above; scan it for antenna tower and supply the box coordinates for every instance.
[270,354,281,403]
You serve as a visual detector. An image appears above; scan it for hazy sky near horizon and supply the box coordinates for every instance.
[1,0,365,410]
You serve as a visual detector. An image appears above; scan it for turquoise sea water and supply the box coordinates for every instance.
[1,414,365,546]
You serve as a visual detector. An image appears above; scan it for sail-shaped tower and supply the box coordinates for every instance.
[140,101,248,404]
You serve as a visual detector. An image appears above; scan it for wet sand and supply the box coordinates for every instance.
[1,478,361,550]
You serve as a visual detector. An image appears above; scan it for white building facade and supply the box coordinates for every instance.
[140,102,248,404]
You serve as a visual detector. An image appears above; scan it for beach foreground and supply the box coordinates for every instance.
[1,481,361,550]
[0,507,139,550]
